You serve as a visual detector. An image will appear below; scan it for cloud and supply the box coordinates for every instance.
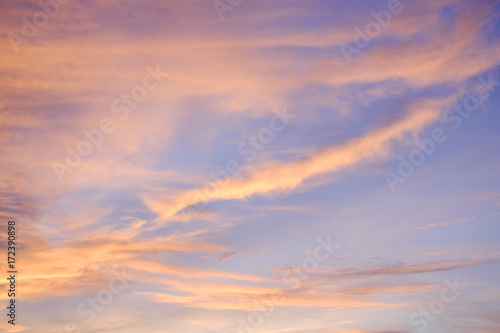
[144,97,451,221]
[0,321,28,332]
[312,260,482,279]
[216,249,251,262]
[467,191,500,201]
[415,215,477,230]
[0,0,499,332]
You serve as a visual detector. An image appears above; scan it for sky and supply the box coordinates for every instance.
[1,0,500,332]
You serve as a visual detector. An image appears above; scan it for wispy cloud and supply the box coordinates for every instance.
[415,216,477,230]
[216,249,251,262]
[1,0,500,332]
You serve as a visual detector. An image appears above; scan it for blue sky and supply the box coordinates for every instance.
[1,0,500,332]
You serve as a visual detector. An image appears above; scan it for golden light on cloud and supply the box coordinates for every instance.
[1,0,500,332]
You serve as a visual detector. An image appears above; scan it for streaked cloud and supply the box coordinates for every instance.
[1,0,499,332]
